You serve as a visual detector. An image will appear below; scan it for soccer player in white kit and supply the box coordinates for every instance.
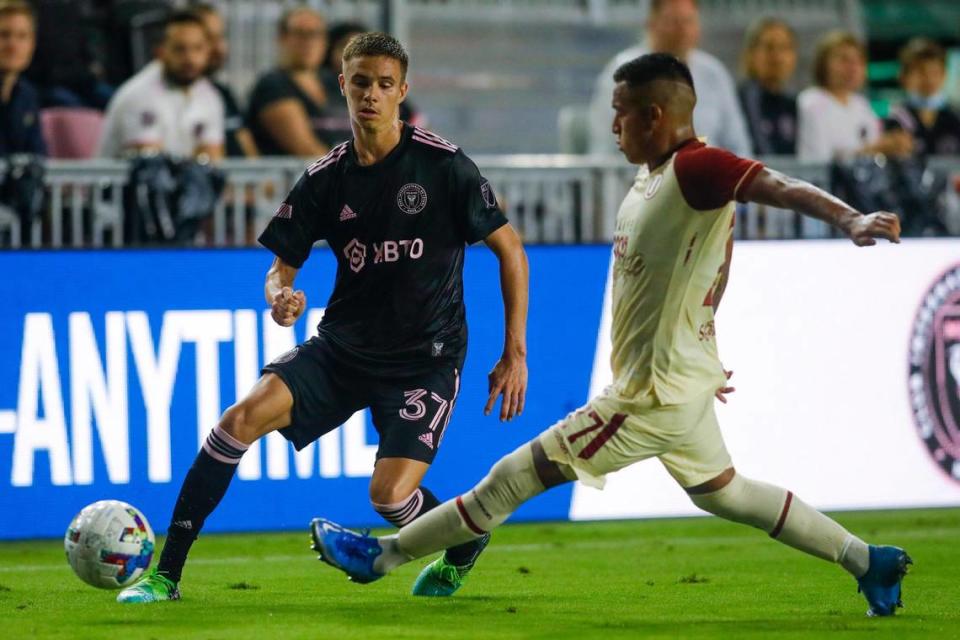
[310,53,911,616]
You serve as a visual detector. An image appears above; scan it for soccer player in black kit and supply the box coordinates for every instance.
[118,32,529,604]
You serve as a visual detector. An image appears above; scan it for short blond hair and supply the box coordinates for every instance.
[0,0,35,26]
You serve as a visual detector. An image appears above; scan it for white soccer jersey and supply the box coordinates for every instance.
[608,139,763,407]
[97,61,224,158]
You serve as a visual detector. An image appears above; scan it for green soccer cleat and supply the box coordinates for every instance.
[116,568,181,604]
[411,555,470,597]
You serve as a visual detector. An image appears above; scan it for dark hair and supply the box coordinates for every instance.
[324,21,369,70]
[189,2,218,18]
[342,31,409,78]
[899,37,946,75]
[164,8,207,35]
[812,30,865,87]
[740,17,796,78]
[613,53,695,94]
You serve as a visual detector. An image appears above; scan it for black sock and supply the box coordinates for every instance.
[373,485,489,568]
[157,444,242,583]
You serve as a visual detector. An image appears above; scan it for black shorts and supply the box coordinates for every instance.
[262,335,461,464]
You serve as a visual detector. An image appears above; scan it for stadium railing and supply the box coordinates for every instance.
[3,155,957,249]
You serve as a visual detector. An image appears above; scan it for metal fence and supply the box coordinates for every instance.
[3,154,957,249]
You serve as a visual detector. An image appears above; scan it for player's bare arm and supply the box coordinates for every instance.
[483,224,529,422]
[265,256,306,327]
[742,168,902,247]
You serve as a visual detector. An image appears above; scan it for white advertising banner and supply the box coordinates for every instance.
[571,239,960,520]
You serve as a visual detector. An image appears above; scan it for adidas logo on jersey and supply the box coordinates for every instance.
[339,204,357,221]
[418,432,434,449]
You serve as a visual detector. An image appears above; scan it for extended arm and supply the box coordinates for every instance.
[483,224,529,421]
[741,167,901,246]
[265,257,307,326]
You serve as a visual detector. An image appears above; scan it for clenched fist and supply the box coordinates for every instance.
[271,287,307,327]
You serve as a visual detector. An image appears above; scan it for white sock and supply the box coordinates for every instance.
[689,473,870,577]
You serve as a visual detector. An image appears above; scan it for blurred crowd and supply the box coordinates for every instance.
[0,0,958,241]
[0,1,423,161]
[1,0,957,163]
[588,0,960,162]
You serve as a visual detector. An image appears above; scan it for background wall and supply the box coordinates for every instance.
[1,241,959,539]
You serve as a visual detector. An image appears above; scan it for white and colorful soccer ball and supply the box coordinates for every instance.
[64,500,155,589]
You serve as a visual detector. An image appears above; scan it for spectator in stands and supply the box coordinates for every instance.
[589,0,752,156]
[0,0,45,155]
[797,31,912,162]
[246,7,351,157]
[322,20,425,127]
[738,18,798,155]
[194,3,257,157]
[97,9,224,160]
[885,38,960,156]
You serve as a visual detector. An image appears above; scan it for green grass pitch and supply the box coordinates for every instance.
[1,508,957,639]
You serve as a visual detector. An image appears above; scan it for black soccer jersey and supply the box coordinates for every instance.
[258,123,508,374]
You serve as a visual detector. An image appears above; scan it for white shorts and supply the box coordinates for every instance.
[538,388,731,489]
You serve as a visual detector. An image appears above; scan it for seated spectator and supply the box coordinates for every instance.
[194,2,258,157]
[246,7,351,157]
[0,0,45,156]
[323,21,424,127]
[797,31,912,162]
[589,0,751,156]
[738,18,798,155]
[885,38,960,156]
[97,9,224,160]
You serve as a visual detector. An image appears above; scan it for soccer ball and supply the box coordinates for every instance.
[64,500,155,589]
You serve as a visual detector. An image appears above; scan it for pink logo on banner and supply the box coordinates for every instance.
[909,263,960,484]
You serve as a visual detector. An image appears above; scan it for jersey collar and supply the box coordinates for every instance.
[346,121,413,172]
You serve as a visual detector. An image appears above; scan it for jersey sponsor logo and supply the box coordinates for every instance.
[480,180,497,208]
[274,203,293,219]
[643,174,664,200]
[343,238,367,273]
[339,204,357,221]
[373,239,424,264]
[909,263,960,484]
[397,183,428,214]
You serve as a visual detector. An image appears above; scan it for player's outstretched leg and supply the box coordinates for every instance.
[118,375,290,604]
[686,469,911,616]
[311,440,566,583]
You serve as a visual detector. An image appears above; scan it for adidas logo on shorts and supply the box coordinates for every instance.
[418,432,434,450]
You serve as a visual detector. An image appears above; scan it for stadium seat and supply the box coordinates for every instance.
[40,107,105,159]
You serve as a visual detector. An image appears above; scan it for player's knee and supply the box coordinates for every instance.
[218,403,261,445]
[368,480,415,507]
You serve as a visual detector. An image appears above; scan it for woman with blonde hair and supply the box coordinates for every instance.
[738,17,798,155]
[797,31,912,161]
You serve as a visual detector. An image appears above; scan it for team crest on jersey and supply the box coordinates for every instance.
[397,183,428,214]
[343,238,367,273]
[272,346,299,365]
[644,174,664,200]
[481,180,497,208]
[908,263,960,484]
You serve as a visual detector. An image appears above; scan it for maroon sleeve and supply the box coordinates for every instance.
[674,145,764,211]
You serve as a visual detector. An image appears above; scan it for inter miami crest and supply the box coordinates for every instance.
[397,183,428,214]
[909,263,960,483]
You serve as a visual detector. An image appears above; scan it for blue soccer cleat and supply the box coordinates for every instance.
[309,518,384,584]
[856,545,912,616]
